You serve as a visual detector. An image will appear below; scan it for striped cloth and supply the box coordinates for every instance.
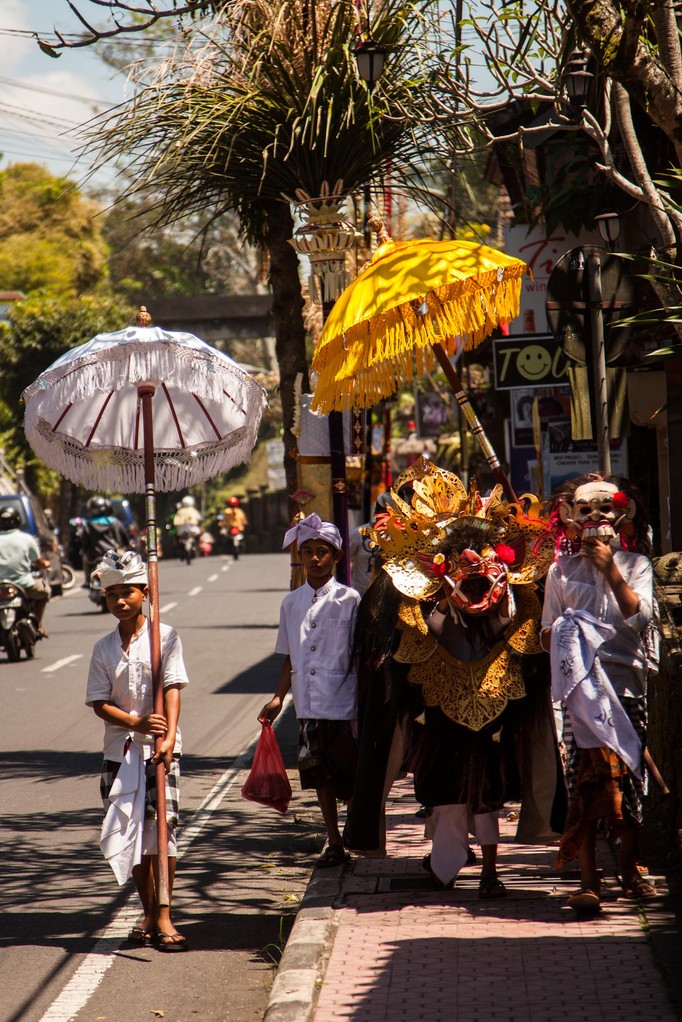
[101,755,180,827]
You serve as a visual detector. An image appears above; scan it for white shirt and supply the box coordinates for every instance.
[0,529,41,588]
[542,549,653,696]
[86,620,189,761]
[275,578,360,720]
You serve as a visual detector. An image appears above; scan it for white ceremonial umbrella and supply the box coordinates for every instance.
[23,308,267,905]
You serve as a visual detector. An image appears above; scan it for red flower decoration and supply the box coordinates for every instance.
[495,543,516,565]
[613,491,629,510]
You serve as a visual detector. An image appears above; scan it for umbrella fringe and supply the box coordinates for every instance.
[312,273,523,412]
[27,420,262,494]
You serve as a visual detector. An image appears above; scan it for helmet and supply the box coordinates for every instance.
[87,496,112,516]
[228,496,239,506]
[181,495,196,507]
[0,506,21,531]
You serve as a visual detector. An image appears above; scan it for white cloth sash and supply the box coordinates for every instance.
[100,739,146,885]
[550,609,641,777]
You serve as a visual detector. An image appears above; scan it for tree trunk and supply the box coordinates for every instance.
[264,199,310,505]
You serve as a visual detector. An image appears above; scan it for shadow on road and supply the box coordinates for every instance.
[214,652,282,695]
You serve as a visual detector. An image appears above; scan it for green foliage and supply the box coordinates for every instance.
[0,292,135,470]
[0,163,110,295]
[100,196,263,300]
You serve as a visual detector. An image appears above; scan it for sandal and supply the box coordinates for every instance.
[316,843,349,869]
[128,926,155,946]
[154,930,189,953]
[622,877,657,899]
[567,888,601,915]
[478,875,507,900]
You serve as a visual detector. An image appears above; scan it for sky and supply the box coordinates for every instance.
[0,0,136,189]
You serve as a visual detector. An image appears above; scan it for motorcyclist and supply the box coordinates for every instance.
[0,506,50,635]
[81,497,130,585]
[173,495,203,537]
[222,496,248,533]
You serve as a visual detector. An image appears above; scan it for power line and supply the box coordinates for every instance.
[0,74,110,107]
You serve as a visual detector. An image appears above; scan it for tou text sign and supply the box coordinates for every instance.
[493,336,568,390]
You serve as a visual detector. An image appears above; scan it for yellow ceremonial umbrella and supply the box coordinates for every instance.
[311,219,530,499]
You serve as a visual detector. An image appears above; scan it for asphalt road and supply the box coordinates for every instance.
[0,552,323,1022]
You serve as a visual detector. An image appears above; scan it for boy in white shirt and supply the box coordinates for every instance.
[259,514,361,867]
[86,550,189,951]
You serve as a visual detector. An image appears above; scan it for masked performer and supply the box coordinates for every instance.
[542,475,655,915]
[348,458,561,896]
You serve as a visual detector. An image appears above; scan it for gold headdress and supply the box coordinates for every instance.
[364,457,553,600]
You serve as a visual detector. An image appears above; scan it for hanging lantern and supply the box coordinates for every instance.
[288,179,358,303]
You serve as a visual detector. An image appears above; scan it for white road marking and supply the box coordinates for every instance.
[159,602,178,613]
[221,564,230,572]
[41,654,83,674]
[38,740,257,1022]
[207,574,218,582]
[188,586,202,597]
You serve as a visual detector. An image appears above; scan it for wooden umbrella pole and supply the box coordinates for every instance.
[431,342,518,503]
[139,384,170,909]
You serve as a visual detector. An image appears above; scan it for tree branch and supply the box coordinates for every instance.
[38,0,224,51]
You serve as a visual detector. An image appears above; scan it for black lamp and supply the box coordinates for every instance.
[353,37,386,90]
[564,49,593,109]
[594,211,622,247]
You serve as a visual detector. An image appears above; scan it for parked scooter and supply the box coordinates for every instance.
[0,578,42,660]
[60,555,77,590]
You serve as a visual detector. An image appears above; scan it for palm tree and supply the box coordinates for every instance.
[87,0,442,491]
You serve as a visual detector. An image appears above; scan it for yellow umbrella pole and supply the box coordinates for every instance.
[431,342,518,503]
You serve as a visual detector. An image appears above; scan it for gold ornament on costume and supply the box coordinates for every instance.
[363,457,552,600]
[394,589,544,731]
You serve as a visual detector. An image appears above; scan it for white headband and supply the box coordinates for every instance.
[282,513,342,552]
[92,550,148,589]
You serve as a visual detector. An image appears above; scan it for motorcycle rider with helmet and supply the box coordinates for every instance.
[221,495,248,558]
[81,497,130,585]
[173,496,203,559]
[0,506,51,636]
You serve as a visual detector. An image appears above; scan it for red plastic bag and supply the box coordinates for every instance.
[241,722,292,813]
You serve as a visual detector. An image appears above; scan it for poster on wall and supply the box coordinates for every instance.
[543,421,628,493]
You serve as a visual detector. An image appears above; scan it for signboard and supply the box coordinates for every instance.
[504,225,601,335]
[543,421,628,493]
[494,335,569,390]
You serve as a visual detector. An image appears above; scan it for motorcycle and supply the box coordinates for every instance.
[177,526,199,564]
[0,578,42,661]
[60,557,77,591]
[227,527,244,561]
[88,572,108,612]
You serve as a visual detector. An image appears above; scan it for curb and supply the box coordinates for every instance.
[263,870,344,1022]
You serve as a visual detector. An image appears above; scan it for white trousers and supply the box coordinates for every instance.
[430,805,499,886]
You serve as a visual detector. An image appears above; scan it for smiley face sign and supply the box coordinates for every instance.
[516,345,553,381]
[494,336,568,389]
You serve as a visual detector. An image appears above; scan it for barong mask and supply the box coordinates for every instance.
[438,544,514,617]
[559,481,635,545]
[362,457,553,602]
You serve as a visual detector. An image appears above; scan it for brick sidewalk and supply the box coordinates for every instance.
[309,777,679,1022]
